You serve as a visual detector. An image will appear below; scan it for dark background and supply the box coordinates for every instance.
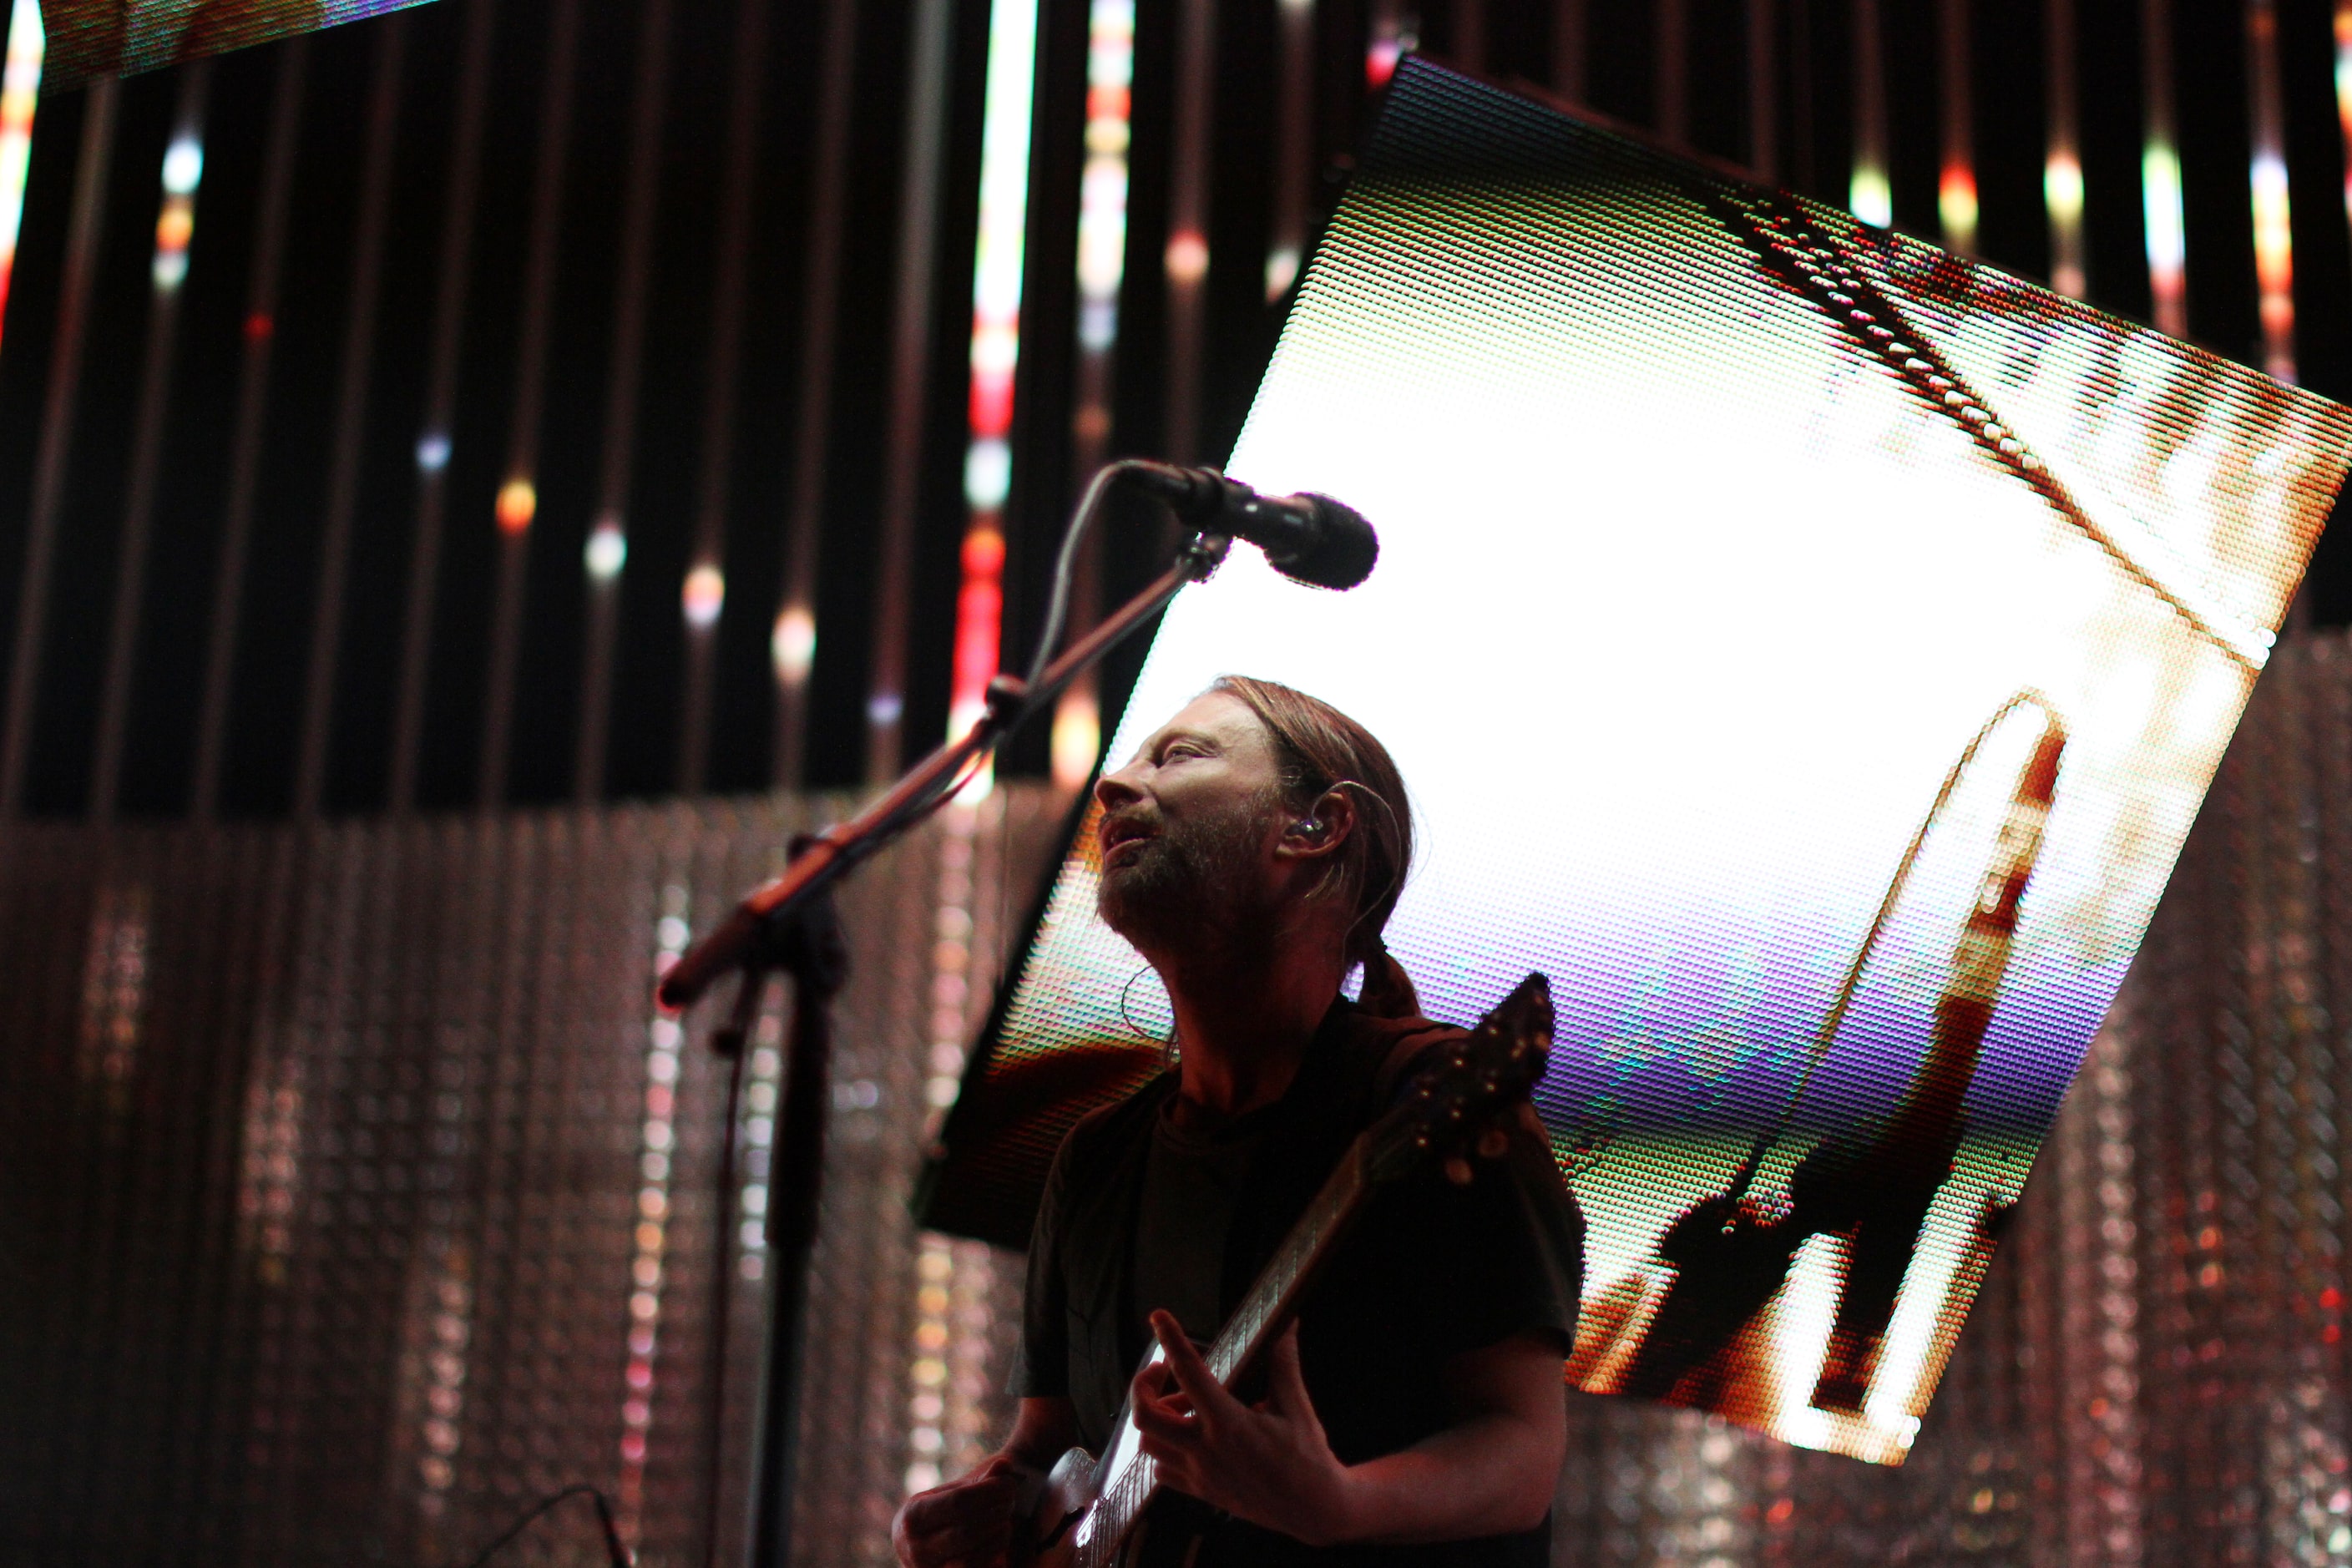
[0,0,2344,822]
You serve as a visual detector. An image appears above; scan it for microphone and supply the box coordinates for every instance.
[1125,463,1378,589]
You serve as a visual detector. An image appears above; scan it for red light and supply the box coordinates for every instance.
[961,528,1006,575]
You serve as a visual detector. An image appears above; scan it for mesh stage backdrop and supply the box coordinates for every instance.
[19,660,2352,1564]
[919,58,2352,1464]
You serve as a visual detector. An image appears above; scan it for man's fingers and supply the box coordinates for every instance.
[1264,1320,1313,1414]
[900,1476,1019,1561]
[1130,1383,1200,1447]
[1148,1310,1237,1418]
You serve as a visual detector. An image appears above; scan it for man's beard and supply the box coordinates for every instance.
[1095,796,1278,959]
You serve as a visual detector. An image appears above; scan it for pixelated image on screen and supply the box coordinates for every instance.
[918,58,2352,1464]
[38,0,433,85]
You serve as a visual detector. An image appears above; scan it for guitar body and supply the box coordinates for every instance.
[1009,974,1557,1567]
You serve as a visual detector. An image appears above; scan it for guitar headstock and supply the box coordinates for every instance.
[1365,972,1554,1187]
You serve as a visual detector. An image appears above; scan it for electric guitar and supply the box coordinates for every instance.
[1017,972,1556,1566]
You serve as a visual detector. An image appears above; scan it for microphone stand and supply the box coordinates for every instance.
[670,521,1234,1568]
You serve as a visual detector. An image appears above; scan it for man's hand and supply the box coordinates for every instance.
[1133,1314,1566,1548]
[891,1397,1075,1568]
[1130,1310,1358,1545]
[890,1452,1026,1568]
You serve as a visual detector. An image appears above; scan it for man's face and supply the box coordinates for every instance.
[1092,692,1289,953]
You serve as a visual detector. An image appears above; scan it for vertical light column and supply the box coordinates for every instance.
[1267,0,1310,301]
[620,892,693,1544]
[0,0,43,347]
[904,805,984,1496]
[2046,0,2084,296]
[294,23,407,820]
[1849,0,1890,225]
[1162,0,1215,466]
[2248,0,2294,382]
[2142,0,2187,336]
[388,0,494,814]
[767,0,847,790]
[478,0,578,810]
[1747,0,1775,181]
[947,0,1040,793]
[1368,0,1414,89]
[1452,0,1485,70]
[863,0,952,785]
[1657,0,1687,145]
[194,42,305,820]
[0,77,116,817]
[1939,0,1976,251]
[678,0,773,795]
[2337,3,2352,233]
[92,64,209,821]
[1049,0,1136,793]
[574,0,674,804]
[1553,0,1584,100]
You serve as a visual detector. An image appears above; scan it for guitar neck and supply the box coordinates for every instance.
[1072,1130,1385,1567]
[1066,974,1550,1568]
[1205,1141,1373,1385]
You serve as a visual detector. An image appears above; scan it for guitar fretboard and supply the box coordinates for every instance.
[1075,1138,1378,1566]
[1062,972,1551,1568]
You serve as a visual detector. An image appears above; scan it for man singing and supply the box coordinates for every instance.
[894,676,1583,1565]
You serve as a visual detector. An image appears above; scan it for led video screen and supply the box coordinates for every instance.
[38,0,435,85]
[919,58,2352,1464]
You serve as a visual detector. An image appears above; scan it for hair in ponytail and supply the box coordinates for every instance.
[1209,675,1419,1017]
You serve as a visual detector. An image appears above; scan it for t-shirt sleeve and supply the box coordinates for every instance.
[1373,1114,1586,1362]
[1007,1128,1076,1399]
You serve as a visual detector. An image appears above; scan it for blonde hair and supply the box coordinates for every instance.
[1210,675,1420,1017]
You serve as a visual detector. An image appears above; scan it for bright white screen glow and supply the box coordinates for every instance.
[938,60,2352,1465]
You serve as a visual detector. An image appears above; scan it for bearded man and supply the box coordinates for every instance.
[894,676,1584,1565]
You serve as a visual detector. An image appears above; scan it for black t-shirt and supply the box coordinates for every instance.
[1012,1000,1586,1566]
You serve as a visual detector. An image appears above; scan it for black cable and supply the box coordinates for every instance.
[1022,460,1133,694]
[453,1483,631,1568]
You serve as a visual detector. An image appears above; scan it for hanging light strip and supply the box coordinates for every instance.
[94,69,210,821]
[2142,0,2187,336]
[1938,0,1977,251]
[2248,0,2294,382]
[1368,0,1409,88]
[1746,0,1774,182]
[151,126,200,294]
[1267,0,1309,300]
[479,0,579,809]
[0,0,41,347]
[948,0,1040,797]
[2338,2,2352,233]
[1849,0,1892,226]
[1047,0,1134,792]
[620,897,694,1540]
[2046,0,2085,296]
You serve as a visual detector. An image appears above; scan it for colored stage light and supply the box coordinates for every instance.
[150,129,201,295]
[584,518,626,582]
[922,61,2352,1465]
[494,478,535,534]
[771,604,816,686]
[0,0,41,350]
[680,564,724,630]
[946,0,1040,802]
